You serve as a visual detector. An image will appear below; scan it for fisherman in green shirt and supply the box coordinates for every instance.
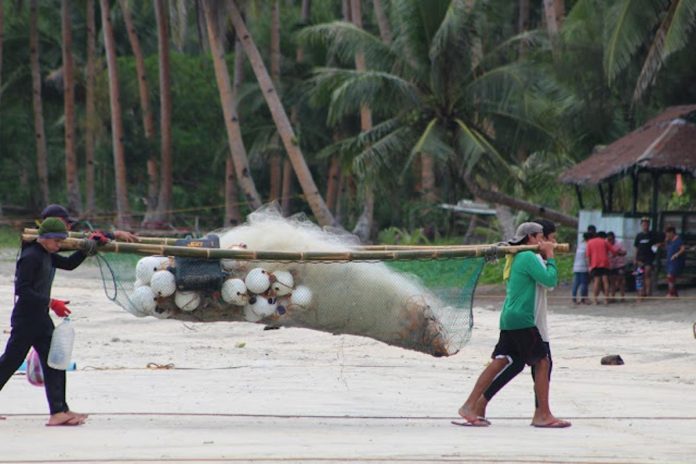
[456,222,571,428]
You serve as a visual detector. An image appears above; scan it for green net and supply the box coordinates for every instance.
[95,208,485,357]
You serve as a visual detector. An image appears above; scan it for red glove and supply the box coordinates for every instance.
[88,231,109,245]
[50,299,71,317]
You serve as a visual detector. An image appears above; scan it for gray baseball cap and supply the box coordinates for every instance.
[508,222,543,245]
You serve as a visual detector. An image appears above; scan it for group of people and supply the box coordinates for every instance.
[572,217,687,304]
[2,208,685,429]
[0,205,137,426]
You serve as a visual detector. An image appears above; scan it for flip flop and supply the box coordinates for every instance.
[531,419,571,428]
[451,416,491,427]
[46,416,84,427]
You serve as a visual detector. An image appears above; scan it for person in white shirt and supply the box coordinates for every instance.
[572,232,591,304]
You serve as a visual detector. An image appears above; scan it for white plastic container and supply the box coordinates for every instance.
[48,317,75,370]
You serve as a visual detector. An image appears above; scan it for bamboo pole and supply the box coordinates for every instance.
[22,233,569,261]
[24,229,572,252]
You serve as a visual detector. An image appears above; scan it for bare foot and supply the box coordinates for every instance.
[531,418,571,428]
[67,410,89,421]
[46,411,85,427]
[531,414,571,428]
[458,405,491,426]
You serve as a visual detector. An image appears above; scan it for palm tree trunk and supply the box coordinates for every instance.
[100,0,132,227]
[281,158,293,215]
[461,172,578,228]
[154,0,173,224]
[325,155,340,213]
[202,0,262,210]
[62,0,82,214]
[421,153,437,203]
[0,0,4,107]
[119,0,159,222]
[372,0,392,44]
[225,157,241,226]
[228,0,335,227]
[195,0,208,52]
[30,0,49,206]
[268,0,282,203]
[351,0,375,241]
[518,0,530,57]
[282,0,311,216]
[543,0,564,54]
[84,0,96,215]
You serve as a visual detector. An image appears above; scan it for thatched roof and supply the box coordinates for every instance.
[559,105,696,186]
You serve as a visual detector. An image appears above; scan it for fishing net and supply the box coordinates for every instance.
[94,207,486,357]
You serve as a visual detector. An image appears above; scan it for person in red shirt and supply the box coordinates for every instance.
[586,231,624,305]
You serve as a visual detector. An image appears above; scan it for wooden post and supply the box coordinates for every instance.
[631,171,638,214]
[651,172,659,225]
[574,185,584,209]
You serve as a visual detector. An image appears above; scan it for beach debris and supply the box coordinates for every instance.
[601,354,624,365]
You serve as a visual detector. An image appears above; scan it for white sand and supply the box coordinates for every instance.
[1,257,695,463]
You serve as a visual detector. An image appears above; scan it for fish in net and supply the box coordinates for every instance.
[94,207,485,357]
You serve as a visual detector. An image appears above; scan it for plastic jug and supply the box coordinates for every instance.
[48,317,75,370]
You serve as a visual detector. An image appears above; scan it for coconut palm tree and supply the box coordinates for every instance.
[100,0,132,227]
[62,0,82,214]
[29,0,49,206]
[154,0,173,224]
[227,0,336,228]
[595,0,696,101]
[0,0,4,106]
[118,0,158,223]
[201,0,262,211]
[301,0,578,226]
[84,0,97,215]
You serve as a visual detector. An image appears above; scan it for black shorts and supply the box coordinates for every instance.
[491,327,547,366]
[591,267,609,278]
[609,268,624,276]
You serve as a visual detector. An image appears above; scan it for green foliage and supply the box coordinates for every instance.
[0,227,22,248]
[667,192,692,210]
[478,253,574,285]
[377,227,431,245]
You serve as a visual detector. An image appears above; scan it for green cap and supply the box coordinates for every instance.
[38,217,68,239]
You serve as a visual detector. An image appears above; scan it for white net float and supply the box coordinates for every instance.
[130,285,157,315]
[290,285,313,308]
[150,270,176,297]
[271,270,294,296]
[243,304,264,322]
[133,278,146,289]
[221,278,248,305]
[174,290,201,312]
[245,268,271,294]
[244,295,277,321]
[135,256,168,284]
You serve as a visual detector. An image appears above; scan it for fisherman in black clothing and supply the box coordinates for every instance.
[0,218,98,426]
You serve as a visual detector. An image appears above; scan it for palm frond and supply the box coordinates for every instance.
[428,0,472,63]
[454,118,512,176]
[411,118,455,160]
[603,0,666,85]
[352,126,418,177]
[322,69,421,125]
[297,21,396,71]
[633,0,696,101]
[663,0,696,56]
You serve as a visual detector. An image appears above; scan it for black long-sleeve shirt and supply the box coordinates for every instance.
[12,241,87,325]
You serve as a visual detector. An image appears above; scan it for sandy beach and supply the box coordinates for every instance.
[1,253,695,463]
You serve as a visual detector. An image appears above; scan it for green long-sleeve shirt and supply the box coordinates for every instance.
[499,250,557,330]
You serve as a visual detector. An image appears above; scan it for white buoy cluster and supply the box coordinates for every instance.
[129,258,313,323]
